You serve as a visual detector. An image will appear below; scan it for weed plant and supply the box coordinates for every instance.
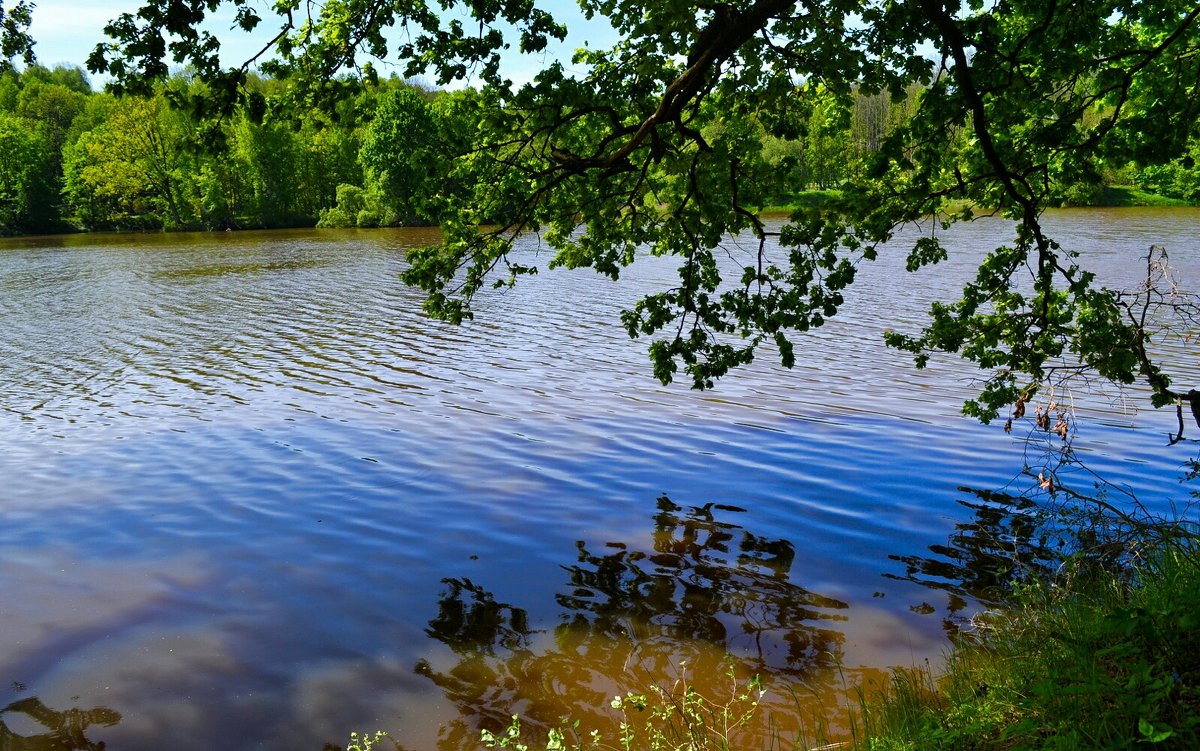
[344,730,393,751]
[856,539,1200,750]
[478,667,798,751]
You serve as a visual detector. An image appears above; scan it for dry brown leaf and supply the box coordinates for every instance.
[1038,472,1055,492]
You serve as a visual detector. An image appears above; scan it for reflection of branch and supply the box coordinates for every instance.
[425,577,535,656]
[885,472,1182,631]
[416,495,851,748]
[0,696,120,751]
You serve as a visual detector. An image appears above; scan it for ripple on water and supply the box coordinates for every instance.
[0,217,1196,751]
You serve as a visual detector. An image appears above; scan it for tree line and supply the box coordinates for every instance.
[3,64,1193,237]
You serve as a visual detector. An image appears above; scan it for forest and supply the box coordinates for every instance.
[0,62,1194,237]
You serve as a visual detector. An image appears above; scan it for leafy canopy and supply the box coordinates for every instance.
[86,0,1200,423]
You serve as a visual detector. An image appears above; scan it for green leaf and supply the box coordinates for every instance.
[1138,718,1175,743]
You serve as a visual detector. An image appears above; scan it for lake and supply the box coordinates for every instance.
[1,209,1197,750]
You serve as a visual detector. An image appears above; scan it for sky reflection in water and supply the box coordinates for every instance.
[0,211,1197,750]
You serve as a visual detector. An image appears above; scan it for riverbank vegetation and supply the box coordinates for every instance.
[0,62,1198,237]
[857,530,1200,750]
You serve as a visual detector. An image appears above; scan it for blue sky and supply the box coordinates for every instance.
[26,0,617,88]
[28,1,127,69]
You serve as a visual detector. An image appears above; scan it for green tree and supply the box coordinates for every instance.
[0,1,33,72]
[0,70,18,111]
[89,0,1200,428]
[802,85,853,190]
[134,71,363,230]
[1135,134,1200,201]
[45,65,93,94]
[17,80,88,144]
[359,86,442,224]
[19,64,92,94]
[230,116,306,226]
[320,82,461,227]
[15,70,92,228]
[62,95,189,229]
[0,110,50,232]
[301,117,362,211]
[851,83,921,156]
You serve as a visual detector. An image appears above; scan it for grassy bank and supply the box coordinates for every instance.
[760,185,1194,216]
[760,191,843,215]
[855,537,1200,751]
[1063,185,1193,208]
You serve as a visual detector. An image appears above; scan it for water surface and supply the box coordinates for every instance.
[1,211,1197,750]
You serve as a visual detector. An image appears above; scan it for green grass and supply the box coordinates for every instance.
[1067,185,1193,207]
[760,191,843,216]
[854,538,1200,751]
[760,185,1194,216]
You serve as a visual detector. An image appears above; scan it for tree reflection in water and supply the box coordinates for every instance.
[0,697,120,751]
[885,483,1147,634]
[416,496,856,751]
[885,488,1057,629]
